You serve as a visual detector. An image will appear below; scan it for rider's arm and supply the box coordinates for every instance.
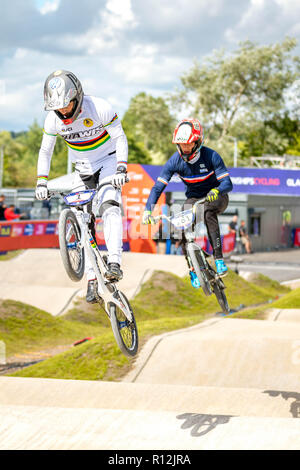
[211,151,233,194]
[95,97,128,171]
[145,154,177,211]
[37,113,58,183]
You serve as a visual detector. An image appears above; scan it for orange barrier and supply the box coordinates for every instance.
[0,220,236,254]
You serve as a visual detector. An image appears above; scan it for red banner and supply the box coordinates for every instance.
[222,233,236,253]
[0,219,131,252]
[294,228,300,247]
[0,220,59,251]
[0,219,239,255]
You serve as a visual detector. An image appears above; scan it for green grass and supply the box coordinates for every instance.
[269,287,300,309]
[5,268,290,381]
[0,250,24,261]
[0,299,105,357]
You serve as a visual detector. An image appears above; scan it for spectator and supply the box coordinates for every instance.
[0,194,6,221]
[239,220,253,254]
[228,215,239,236]
[4,205,26,221]
[153,220,168,254]
[228,214,242,253]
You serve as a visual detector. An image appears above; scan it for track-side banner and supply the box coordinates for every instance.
[139,164,300,196]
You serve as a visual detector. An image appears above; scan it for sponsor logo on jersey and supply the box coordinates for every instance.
[84,118,94,127]
[63,124,104,140]
[64,129,111,151]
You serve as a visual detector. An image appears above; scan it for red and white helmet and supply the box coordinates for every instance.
[172,118,204,163]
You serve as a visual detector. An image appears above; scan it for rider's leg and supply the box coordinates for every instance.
[97,167,123,281]
[179,198,202,287]
[204,194,229,276]
[72,170,100,302]
[99,200,123,280]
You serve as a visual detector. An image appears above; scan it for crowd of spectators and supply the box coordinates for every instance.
[0,194,26,221]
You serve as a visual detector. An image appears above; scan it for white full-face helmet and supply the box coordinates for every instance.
[44,70,83,125]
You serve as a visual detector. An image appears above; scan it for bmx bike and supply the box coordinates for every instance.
[153,198,230,314]
[49,179,138,357]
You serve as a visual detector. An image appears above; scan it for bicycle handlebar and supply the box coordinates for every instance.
[47,176,130,199]
[152,197,207,224]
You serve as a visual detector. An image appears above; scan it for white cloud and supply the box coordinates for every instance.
[106,0,136,23]
[13,48,29,60]
[0,80,5,106]
[38,0,60,15]
[57,0,137,56]
[114,44,189,90]
[0,0,299,131]
[224,0,300,44]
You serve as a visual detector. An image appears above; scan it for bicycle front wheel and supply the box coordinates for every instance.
[110,292,138,358]
[213,279,230,314]
[188,246,212,296]
[59,209,85,282]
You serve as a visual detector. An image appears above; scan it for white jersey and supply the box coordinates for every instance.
[37,95,128,178]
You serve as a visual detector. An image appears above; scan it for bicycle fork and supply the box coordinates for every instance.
[82,233,133,322]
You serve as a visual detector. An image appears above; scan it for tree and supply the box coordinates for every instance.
[122,92,176,162]
[121,120,152,164]
[17,121,68,183]
[231,113,300,164]
[172,38,299,143]
[0,131,26,187]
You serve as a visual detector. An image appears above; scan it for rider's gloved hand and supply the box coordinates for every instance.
[112,165,128,189]
[142,210,155,225]
[206,188,219,202]
[35,179,48,200]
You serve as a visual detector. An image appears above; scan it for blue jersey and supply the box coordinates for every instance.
[145,146,233,211]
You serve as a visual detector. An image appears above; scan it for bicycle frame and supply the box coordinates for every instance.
[49,181,133,322]
[153,198,219,294]
[154,197,207,254]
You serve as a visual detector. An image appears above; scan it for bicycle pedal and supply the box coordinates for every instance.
[104,274,121,282]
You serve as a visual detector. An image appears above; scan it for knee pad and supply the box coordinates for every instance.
[99,199,120,218]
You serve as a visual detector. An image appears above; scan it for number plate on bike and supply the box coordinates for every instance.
[64,190,96,206]
[170,209,195,229]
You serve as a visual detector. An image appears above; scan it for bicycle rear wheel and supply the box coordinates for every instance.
[188,246,212,296]
[213,279,230,314]
[110,292,138,357]
[59,209,85,281]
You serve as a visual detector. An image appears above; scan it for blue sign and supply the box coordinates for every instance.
[24,224,34,236]
[45,223,56,235]
[229,167,300,196]
[141,165,300,196]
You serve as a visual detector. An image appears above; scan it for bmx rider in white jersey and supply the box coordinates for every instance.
[36,70,128,304]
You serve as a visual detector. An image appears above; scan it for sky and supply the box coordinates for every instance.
[0,0,299,131]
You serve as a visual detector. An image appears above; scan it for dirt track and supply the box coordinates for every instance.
[1,250,300,449]
[0,249,188,315]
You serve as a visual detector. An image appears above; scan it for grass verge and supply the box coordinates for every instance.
[4,268,290,381]
[0,250,24,261]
